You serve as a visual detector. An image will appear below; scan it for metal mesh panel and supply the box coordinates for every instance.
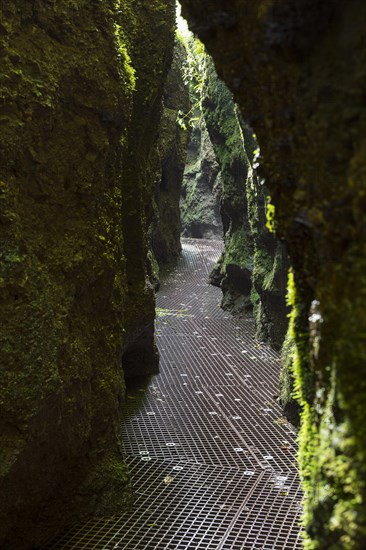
[43,239,303,549]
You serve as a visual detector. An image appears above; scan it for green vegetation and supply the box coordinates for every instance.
[3,0,366,547]
[203,57,252,294]
[265,198,276,233]
[201,57,288,347]
[175,36,206,131]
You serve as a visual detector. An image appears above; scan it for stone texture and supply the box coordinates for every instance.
[180,0,366,547]
[203,59,288,347]
[119,0,176,378]
[240,120,289,350]
[152,40,191,267]
[203,58,253,313]
[181,115,223,239]
[0,0,175,546]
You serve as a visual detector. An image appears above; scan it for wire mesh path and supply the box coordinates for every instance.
[44,238,303,549]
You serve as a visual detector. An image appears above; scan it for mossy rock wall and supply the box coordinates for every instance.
[180,114,223,239]
[0,0,175,546]
[180,0,366,547]
[203,59,288,347]
[203,58,253,312]
[119,0,175,377]
[152,40,191,266]
[240,120,289,350]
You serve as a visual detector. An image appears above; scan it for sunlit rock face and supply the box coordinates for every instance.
[0,0,175,547]
[202,58,288,348]
[202,57,253,314]
[180,0,366,547]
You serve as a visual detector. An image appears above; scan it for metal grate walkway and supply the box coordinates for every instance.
[43,238,303,549]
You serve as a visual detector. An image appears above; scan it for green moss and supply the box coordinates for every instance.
[116,44,136,90]
[224,228,252,269]
[0,0,175,545]
[152,40,191,264]
[299,250,366,548]
[201,57,253,302]
[200,57,288,345]
[279,276,301,426]
[265,199,276,233]
[284,271,313,404]
[285,261,366,547]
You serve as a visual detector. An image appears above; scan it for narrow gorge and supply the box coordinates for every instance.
[0,1,365,549]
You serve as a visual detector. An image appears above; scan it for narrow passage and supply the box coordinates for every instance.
[46,239,302,549]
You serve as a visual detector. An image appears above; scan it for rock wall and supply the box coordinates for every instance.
[152,40,191,266]
[178,35,223,241]
[203,58,288,347]
[180,115,223,239]
[203,58,253,314]
[180,0,366,547]
[0,0,175,547]
[240,120,289,350]
[118,0,175,377]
